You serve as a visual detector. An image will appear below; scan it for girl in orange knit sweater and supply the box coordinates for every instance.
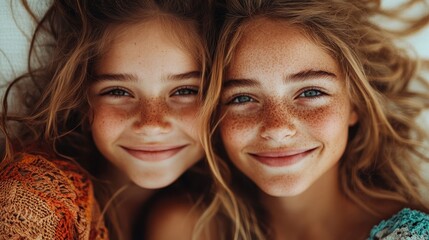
[0,0,212,239]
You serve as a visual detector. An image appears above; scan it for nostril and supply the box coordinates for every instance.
[133,121,172,135]
[260,127,296,141]
[133,112,172,135]
[260,118,296,141]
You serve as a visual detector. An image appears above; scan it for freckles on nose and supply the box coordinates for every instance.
[262,100,295,128]
[263,98,340,127]
[135,97,170,124]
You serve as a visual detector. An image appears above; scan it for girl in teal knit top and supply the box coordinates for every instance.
[197,0,429,239]
[370,208,429,239]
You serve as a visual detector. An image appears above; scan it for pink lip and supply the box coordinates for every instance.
[122,145,187,162]
[249,148,316,167]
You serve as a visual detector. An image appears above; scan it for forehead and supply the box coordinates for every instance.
[99,18,200,60]
[104,19,185,55]
[228,18,340,78]
[96,19,197,73]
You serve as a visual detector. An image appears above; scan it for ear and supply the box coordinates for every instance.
[348,108,358,126]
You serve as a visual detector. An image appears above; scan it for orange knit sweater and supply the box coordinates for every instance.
[0,154,108,239]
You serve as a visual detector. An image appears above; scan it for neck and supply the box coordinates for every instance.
[260,165,377,240]
[100,160,155,240]
[116,185,154,240]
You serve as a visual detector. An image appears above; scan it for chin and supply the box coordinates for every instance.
[132,172,181,189]
[262,188,306,198]
[256,178,310,198]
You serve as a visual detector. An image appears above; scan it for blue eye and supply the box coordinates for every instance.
[229,95,255,104]
[172,87,199,96]
[101,88,131,97]
[299,89,323,98]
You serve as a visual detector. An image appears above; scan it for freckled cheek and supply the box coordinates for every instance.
[169,103,198,121]
[301,104,351,142]
[91,105,131,133]
[169,104,201,134]
[219,111,260,150]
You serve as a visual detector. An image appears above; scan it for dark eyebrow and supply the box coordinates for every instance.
[92,73,137,82]
[223,78,259,90]
[167,71,201,81]
[286,70,337,82]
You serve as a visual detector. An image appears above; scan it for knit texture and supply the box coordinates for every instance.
[368,208,429,240]
[0,154,108,239]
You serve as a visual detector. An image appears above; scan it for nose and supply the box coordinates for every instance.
[260,103,296,142]
[133,99,172,135]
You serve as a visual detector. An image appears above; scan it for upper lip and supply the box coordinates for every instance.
[249,147,317,158]
[122,144,187,152]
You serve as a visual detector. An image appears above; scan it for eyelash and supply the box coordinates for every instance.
[297,88,326,99]
[100,87,132,97]
[227,93,256,105]
[171,86,199,96]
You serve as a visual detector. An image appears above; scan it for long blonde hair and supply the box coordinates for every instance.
[199,0,429,239]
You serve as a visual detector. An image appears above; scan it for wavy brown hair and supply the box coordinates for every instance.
[1,0,211,238]
[198,0,429,239]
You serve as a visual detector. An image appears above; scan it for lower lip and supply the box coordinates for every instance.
[123,146,186,162]
[250,149,315,167]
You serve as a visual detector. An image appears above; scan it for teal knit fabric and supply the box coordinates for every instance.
[368,208,429,240]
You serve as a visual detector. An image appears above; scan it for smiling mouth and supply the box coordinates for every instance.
[122,145,187,162]
[249,148,316,167]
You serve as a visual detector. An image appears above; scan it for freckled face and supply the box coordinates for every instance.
[88,20,204,189]
[220,19,358,196]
